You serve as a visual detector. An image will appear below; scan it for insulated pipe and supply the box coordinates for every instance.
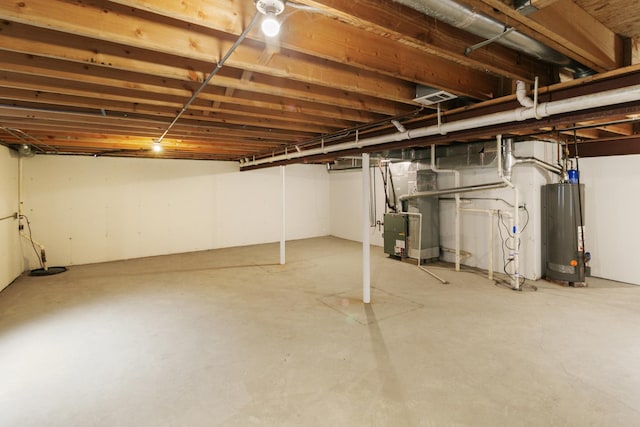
[242,84,640,168]
[430,145,461,271]
[362,153,371,303]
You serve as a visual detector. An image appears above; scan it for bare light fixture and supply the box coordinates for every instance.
[255,0,286,37]
[152,140,163,153]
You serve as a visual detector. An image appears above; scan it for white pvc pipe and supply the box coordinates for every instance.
[242,83,640,167]
[497,135,520,290]
[431,144,461,272]
[280,165,285,265]
[362,153,371,303]
[516,80,534,108]
[513,187,520,290]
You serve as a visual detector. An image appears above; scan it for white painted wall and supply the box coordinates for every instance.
[329,167,386,247]
[577,155,640,285]
[0,146,22,291]
[21,156,329,268]
[9,146,640,286]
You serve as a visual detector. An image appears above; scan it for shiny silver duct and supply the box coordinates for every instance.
[392,0,594,78]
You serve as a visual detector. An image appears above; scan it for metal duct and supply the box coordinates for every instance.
[391,0,594,77]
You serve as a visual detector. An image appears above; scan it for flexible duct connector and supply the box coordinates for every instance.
[391,0,595,78]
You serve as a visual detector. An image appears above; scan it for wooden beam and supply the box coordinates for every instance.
[0,104,313,143]
[0,115,304,143]
[0,50,384,124]
[530,0,562,9]
[0,22,411,116]
[567,136,640,157]
[463,0,624,72]
[293,0,555,85]
[109,0,503,99]
[594,123,634,136]
[0,0,490,104]
[0,70,345,134]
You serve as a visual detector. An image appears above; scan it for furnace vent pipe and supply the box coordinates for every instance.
[504,131,563,176]
[397,181,509,201]
[242,83,640,168]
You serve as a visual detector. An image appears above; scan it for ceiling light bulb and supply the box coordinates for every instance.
[261,14,280,37]
[152,141,162,152]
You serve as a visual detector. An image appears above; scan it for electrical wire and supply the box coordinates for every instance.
[520,204,530,233]
[19,214,44,268]
[156,12,260,144]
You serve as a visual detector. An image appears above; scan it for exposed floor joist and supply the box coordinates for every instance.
[0,0,638,160]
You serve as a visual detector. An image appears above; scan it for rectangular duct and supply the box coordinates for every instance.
[413,85,457,106]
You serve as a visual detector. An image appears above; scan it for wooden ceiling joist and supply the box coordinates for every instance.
[0,50,386,124]
[0,0,637,160]
[1,0,498,101]
[291,0,555,84]
[463,0,624,72]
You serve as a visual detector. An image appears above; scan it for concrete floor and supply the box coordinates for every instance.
[1,236,639,426]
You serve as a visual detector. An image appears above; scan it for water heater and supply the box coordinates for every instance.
[541,183,588,285]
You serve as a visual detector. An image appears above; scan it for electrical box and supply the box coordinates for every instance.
[383,213,408,258]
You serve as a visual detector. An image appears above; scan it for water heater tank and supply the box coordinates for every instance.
[541,183,587,285]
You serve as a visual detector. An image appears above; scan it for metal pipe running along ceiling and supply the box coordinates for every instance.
[391,0,594,76]
[241,83,640,168]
